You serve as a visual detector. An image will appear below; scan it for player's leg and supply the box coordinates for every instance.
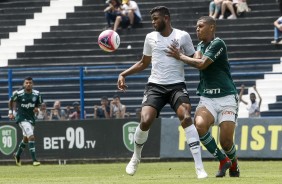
[28,135,40,166]
[175,102,207,179]
[194,97,231,177]
[171,84,207,179]
[13,132,28,166]
[217,95,240,177]
[217,94,239,177]
[126,105,157,176]
[219,121,240,177]
[126,83,166,176]
[20,121,40,166]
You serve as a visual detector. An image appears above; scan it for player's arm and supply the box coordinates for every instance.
[253,85,262,108]
[8,99,15,120]
[166,45,212,70]
[117,55,151,91]
[239,84,248,105]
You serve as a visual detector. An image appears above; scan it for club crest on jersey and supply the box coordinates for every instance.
[32,97,37,102]
[171,39,179,47]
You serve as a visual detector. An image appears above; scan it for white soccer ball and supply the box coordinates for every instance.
[98,30,120,52]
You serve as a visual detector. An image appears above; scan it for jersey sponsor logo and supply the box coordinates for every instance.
[203,88,221,94]
[0,125,17,155]
[123,121,139,152]
[21,103,35,108]
[32,97,37,102]
[222,110,235,116]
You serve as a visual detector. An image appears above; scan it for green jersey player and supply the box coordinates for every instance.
[8,76,42,166]
[167,16,240,177]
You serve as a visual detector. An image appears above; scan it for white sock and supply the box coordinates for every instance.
[185,124,204,169]
[133,125,148,160]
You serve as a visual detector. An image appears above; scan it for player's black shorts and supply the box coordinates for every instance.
[142,82,191,117]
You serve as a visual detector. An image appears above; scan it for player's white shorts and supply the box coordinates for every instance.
[19,121,34,138]
[196,94,239,125]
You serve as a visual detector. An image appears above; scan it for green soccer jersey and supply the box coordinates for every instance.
[10,89,43,124]
[196,37,237,98]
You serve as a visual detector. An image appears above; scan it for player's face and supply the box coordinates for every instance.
[151,12,166,32]
[250,94,256,103]
[23,79,33,91]
[196,20,212,42]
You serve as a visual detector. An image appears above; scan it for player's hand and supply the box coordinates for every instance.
[193,51,202,59]
[33,107,39,113]
[241,84,245,89]
[165,44,181,60]
[117,75,128,92]
[253,85,257,91]
[8,113,15,120]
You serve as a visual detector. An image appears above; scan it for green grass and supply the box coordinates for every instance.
[0,161,281,184]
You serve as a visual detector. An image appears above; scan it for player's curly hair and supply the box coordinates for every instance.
[150,6,170,18]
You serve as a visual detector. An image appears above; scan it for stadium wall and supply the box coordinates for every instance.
[0,118,281,162]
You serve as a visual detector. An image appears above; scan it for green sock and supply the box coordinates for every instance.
[28,141,37,161]
[225,144,237,162]
[16,141,27,158]
[200,132,226,161]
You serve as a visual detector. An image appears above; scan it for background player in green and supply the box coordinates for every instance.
[166,16,240,177]
[8,76,42,166]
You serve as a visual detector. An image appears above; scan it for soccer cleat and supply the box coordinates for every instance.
[13,153,21,166]
[216,157,232,177]
[33,161,41,166]
[229,158,240,177]
[125,157,140,176]
[196,168,208,179]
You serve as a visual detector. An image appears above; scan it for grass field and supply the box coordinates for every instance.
[0,161,281,184]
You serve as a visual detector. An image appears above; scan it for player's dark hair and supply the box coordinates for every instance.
[150,6,170,18]
[101,96,108,100]
[250,93,256,96]
[198,16,216,27]
[24,76,33,81]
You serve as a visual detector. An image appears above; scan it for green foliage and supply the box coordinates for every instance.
[0,161,281,184]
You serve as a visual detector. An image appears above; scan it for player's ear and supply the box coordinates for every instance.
[210,24,216,32]
[164,14,170,22]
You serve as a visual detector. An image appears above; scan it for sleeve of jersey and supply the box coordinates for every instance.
[203,39,224,62]
[182,33,195,56]
[143,34,152,56]
[37,93,43,107]
[10,91,18,101]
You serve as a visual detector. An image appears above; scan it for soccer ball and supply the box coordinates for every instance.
[98,30,120,52]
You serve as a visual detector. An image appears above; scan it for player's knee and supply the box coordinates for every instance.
[28,135,35,141]
[140,116,154,131]
[180,115,192,128]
